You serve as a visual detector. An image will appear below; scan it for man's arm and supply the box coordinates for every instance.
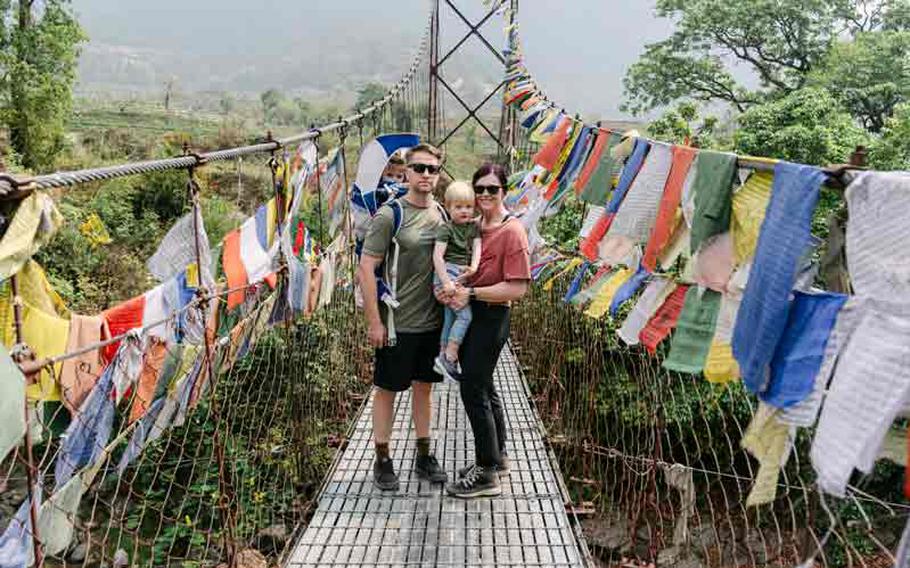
[358,254,386,347]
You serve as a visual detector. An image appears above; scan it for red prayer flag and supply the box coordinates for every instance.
[642,146,698,272]
[579,212,615,261]
[101,294,146,363]
[533,117,571,171]
[639,285,690,354]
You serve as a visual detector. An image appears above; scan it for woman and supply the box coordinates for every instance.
[442,163,531,499]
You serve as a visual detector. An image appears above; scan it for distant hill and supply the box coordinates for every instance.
[73,0,503,107]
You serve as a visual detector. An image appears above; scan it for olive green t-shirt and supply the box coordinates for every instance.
[435,221,480,266]
[362,198,444,333]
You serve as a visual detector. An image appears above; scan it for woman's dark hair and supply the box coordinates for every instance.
[471,162,508,191]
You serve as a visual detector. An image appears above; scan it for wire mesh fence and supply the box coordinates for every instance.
[0,16,439,567]
[509,243,906,568]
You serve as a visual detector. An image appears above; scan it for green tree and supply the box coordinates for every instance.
[733,87,868,165]
[354,82,386,110]
[0,0,86,171]
[260,88,283,123]
[810,30,910,131]
[647,101,720,148]
[869,102,910,169]
[622,0,867,114]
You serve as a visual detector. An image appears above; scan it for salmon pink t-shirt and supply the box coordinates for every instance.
[469,217,531,287]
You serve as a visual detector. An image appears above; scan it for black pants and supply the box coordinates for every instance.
[459,301,509,468]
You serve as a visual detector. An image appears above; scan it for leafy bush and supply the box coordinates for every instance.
[734,88,869,166]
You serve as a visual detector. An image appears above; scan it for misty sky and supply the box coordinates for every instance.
[72,0,670,119]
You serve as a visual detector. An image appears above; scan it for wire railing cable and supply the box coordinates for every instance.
[0,17,430,199]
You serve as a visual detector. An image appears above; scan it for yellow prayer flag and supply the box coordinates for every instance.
[703,341,740,384]
[0,260,69,347]
[742,404,790,507]
[266,198,278,247]
[0,192,62,280]
[186,262,200,289]
[22,303,69,401]
[732,171,773,265]
[585,268,634,319]
[542,258,582,291]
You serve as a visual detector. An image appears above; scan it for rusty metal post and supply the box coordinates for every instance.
[184,153,237,568]
[5,153,43,567]
[850,145,868,168]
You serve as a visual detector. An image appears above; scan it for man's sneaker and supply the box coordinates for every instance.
[458,455,511,479]
[446,465,501,498]
[373,458,399,491]
[433,354,461,382]
[415,454,448,483]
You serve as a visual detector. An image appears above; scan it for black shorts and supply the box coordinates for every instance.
[374,329,443,392]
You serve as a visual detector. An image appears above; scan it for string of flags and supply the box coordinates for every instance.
[0,139,356,560]
[502,9,910,525]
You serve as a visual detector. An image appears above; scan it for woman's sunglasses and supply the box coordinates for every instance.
[473,184,502,195]
[407,163,441,175]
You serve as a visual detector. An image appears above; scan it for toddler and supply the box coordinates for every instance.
[433,181,481,381]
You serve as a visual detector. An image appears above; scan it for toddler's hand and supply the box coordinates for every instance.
[456,267,475,283]
[443,281,456,295]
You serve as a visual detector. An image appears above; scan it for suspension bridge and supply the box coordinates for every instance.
[0,1,906,568]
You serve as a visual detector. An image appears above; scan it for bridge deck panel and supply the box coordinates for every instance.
[286,346,587,567]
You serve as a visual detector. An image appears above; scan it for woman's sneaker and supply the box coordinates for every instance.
[458,455,511,479]
[445,465,501,498]
[433,354,461,382]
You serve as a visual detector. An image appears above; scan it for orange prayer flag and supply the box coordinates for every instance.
[223,229,248,310]
[533,117,571,171]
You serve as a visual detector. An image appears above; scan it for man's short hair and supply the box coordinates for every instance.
[406,143,444,164]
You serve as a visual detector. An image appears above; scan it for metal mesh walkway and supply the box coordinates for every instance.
[285,345,591,567]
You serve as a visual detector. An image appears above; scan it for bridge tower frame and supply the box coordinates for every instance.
[426,0,517,161]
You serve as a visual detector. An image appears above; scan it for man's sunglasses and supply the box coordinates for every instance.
[473,184,502,195]
[407,163,441,175]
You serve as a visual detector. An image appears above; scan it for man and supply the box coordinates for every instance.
[359,143,448,491]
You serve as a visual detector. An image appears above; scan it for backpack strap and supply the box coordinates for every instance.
[383,199,404,345]
[434,201,450,224]
[388,199,405,237]
[379,198,446,347]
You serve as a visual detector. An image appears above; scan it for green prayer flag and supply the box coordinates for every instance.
[579,132,622,206]
[689,151,738,252]
[663,287,722,374]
